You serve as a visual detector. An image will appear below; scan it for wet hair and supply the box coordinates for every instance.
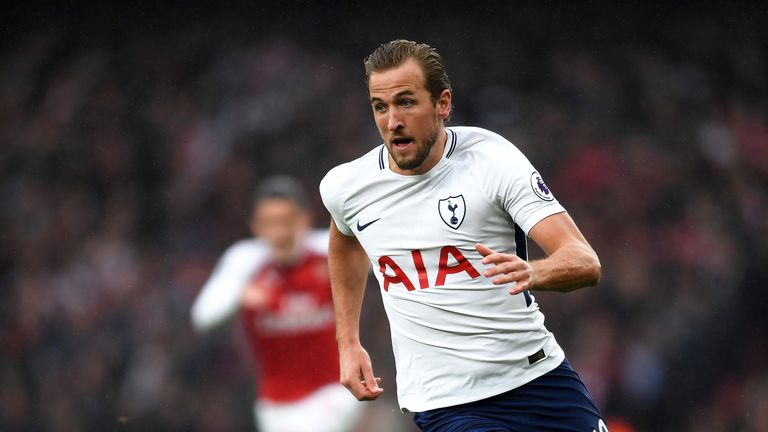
[252,175,308,209]
[364,39,452,102]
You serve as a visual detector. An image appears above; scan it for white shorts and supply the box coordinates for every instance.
[255,383,365,432]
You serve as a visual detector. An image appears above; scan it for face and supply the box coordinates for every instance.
[250,198,309,264]
[369,59,451,175]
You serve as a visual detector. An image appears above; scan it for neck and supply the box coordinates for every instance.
[270,232,307,266]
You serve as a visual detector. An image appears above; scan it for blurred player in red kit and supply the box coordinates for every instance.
[191,176,363,432]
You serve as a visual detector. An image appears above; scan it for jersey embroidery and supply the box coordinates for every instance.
[530,171,554,201]
[438,194,466,229]
[356,218,381,232]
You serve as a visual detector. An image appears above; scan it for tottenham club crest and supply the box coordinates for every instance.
[530,171,554,201]
[438,195,466,230]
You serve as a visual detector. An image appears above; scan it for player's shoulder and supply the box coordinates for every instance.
[448,126,526,162]
[320,145,384,198]
[450,126,518,151]
[220,238,269,265]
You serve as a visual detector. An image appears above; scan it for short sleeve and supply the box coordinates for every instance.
[319,164,354,236]
[481,139,566,235]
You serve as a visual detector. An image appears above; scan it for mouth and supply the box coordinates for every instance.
[391,136,414,150]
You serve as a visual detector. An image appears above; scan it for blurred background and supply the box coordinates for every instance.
[1,2,767,431]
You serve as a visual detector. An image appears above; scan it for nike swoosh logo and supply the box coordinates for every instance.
[356,218,381,232]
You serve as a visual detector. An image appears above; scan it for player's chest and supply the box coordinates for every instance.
[350,172,506,254]
[247,260,334,333]
[252,258,332,306]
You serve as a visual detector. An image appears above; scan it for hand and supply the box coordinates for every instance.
[339,342,384,401]
[240,281,273,309]
[475,243,536,295]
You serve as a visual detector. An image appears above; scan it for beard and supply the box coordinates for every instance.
[389,127,439,171]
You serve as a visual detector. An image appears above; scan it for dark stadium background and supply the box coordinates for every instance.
[2,2,766,431]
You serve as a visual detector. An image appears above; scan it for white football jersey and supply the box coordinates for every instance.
[320,126,567,412]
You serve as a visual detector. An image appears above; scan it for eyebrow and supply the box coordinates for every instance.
[370,90,416,103]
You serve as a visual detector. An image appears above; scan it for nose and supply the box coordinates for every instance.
[387,109,403,131]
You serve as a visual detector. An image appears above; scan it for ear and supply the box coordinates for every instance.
[436,89,452,120]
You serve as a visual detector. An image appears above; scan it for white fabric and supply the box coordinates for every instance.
[191,230,329,332]
[319,126,567,412]
[255,383,364,432]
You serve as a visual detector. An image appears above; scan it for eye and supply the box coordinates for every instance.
[374,103,387,113]
[400,99,414,107]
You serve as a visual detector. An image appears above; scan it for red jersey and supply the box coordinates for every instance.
[240,251,339,403]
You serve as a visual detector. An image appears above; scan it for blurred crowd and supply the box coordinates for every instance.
[1,4,767,431]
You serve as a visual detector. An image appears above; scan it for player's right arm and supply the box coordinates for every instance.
[191,240,267,332]
[328,219,384,401]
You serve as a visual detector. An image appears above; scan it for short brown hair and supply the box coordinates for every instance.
[364,39,452,102]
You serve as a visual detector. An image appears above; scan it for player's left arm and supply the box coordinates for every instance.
[476,212,600,294]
